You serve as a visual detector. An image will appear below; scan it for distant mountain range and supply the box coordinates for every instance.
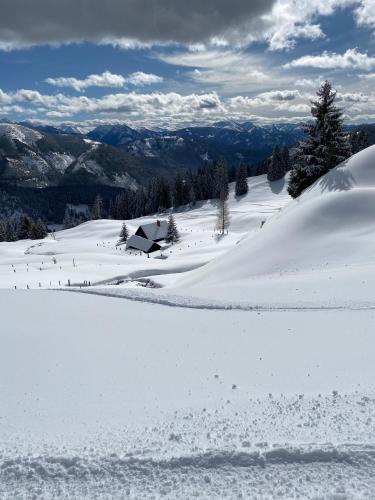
[19,118,306,169]
[87,121,305,170]
[0,119,307,190]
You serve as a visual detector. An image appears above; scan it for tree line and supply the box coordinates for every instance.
[64,158,250,228]
[0,214,48,242]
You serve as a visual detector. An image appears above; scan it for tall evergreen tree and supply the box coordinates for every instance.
[30,219,48,240]
[267,144,285,181]
[92,194,104,220]
[173,171,185,207]
[235,161,248,196]
[118,222,129,244]
[157,176,172,211]
[214,157,229,200]
[282,146,291,172]
[165,214,180,243]
[38,218,48,238]
[0,222,6,242]
[5,221,16,242]
[216,191,230,235]
[17,214,34,240]
[288,81,351,198]
[188,186,197,206]
[63,207,73,229]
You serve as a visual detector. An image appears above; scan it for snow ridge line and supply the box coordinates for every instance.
[1,445,374,482]
[58,288,375,312]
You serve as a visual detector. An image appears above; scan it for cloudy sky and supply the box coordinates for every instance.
[1,0,375,129]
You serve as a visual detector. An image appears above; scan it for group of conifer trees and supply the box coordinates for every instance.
[0,214,48,242]
[114,158,249,242]
[92,158,249,224]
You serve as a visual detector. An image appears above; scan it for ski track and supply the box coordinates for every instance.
[62,286,375,312]
[3,393,375,499]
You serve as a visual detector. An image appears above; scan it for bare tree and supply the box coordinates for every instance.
[216,191,230,235]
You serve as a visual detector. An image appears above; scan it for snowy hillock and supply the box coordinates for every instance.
[178,146,375,302]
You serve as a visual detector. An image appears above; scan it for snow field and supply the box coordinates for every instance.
[0,175,290,291]
[1,290,375,498]
[3,148,375,498]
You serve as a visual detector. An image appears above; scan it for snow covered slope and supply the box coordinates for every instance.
[3,157,375,498]
[0,175,290,290]
[177,145,375,302]
[0,123,42,146]
[1,289,375,499]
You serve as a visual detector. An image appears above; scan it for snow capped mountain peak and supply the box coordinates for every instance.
[0,123,43,147]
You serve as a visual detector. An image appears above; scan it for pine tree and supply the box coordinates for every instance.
[17,214,34,240]
[282,146,291,172]
[118,222,129,244]
[173,171,185,207]
[5,221,16,241]
[214,157,229,200]
[63,207,73,229]
[188,186,196,206]
[216,191,230,235]
[267,144,285,181]
[235,161,248,196]
[165,214,180,243]
[92,194,103,220]
[31,219,48,240]
[288,81,351,198]
[0,222,6,242]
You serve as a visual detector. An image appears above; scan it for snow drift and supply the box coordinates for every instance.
[180,145,375,290]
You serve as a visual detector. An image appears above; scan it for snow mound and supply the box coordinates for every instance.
[0,123,42,146]
[180,146,375,290]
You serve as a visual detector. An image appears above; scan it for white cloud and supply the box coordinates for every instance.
[126,72,163,86]
[0,85,310,127]
[267,22,325,51]
[355,0,375,29]
[284,48,375,70]
[0,104,30,114]
[3,79,375,127]
[228,90,300,110]
[157,49,271,91]
[45,70,163,91]
[262,0,356,51]
[359,73,375,80]
[257,89,300,101]
[337,92,370,103]
[295,77,324,88]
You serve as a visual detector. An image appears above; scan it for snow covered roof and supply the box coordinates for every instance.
[136,220,168,241]
[126,235,160,253]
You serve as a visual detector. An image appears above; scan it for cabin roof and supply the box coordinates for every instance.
[137,220,168,241]
[126,235,160,253]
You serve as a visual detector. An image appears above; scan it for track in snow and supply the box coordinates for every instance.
[63,286,375,312]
